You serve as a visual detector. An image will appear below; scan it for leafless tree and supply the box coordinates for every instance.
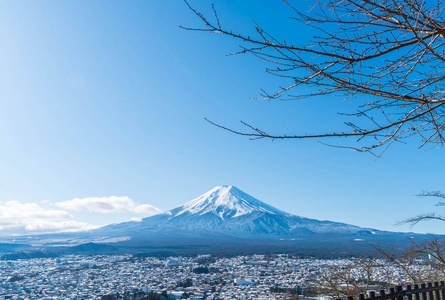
[354,257,379,291]
[183,0,445,156]
[375,245,424,284]
[410,238,445,271]
[318,263,362,297]
[400,191,445,226]
[312,244,445,298]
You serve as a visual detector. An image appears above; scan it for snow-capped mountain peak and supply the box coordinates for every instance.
[170,185,290,219]
[96,185,385,242]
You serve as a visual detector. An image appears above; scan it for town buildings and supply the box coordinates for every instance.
[0,254,435,300]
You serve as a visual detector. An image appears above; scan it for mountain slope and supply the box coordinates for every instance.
[97,185,379,239]
[3,185,429,255]
[169,185,291,218]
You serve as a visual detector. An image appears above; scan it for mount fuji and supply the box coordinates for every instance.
[7,186,427,255]
[96,185,365,237]
[88,185,424,253]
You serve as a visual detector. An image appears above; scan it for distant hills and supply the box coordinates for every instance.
[0,242,119,260]
[1,251,57,261]
[66,242,118,254]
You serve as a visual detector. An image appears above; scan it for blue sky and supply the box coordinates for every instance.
[0,0,444,235]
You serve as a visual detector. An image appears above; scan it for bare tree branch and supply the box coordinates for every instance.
[184,0,445,155]
[399,191,445,226]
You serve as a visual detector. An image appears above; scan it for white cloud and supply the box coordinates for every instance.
[24,221,96,232]
[56,196,162,216]
[130,217,143,222]
[0,201,97,235]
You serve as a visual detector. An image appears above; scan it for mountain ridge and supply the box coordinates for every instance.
[96,185,379,238]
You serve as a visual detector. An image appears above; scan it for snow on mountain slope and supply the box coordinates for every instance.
[169,185,292,219]
[6,186,427,251]
[98,185,374,238]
